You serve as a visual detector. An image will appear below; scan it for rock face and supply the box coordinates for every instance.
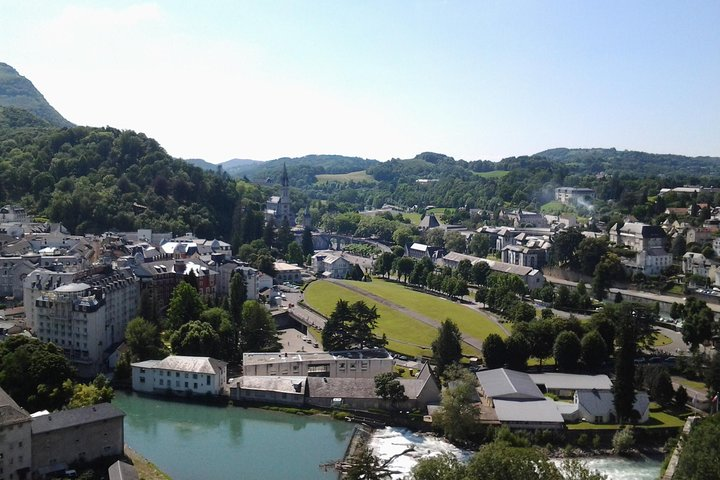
[0,62,74,127]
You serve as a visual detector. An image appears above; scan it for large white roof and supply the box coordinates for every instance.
[493,398,565,424]
[476,368,544,400]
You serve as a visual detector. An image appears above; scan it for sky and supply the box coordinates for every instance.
[1,1,719,163]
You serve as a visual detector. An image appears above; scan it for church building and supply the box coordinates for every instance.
[265,163,294,225]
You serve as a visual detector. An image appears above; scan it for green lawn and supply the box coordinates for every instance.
[567,404,686,431]
[674,377,706,391]
[540,201,570,214]
[304,280,475,357]
[315,170,375,184]
[344,279,507,341]
[653,332,673,347]
[403,212,422,225]
[473,170,510,179]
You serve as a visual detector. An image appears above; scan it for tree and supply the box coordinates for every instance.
[554,331,582,371]
[704,350,720,399]
[505,333,531,370]
[551,227,584,269]
[508,302,536,323]
[396,256,415,283]
[374,372,407,408]
[411,453,467,480]
[424,228,445,247]
[554,285,571,309]
[287,242,304,266]
[67,374,114,409]
[457,259,473,282]
[466,442,562,480]
[515,318,556,367]
[471,261,491,285]
[262,216,275,247]
[611,306,639,423]
[670,235,687,259]
[482,334,506,369]
[611,426,635,455]
[469,233,490,258]
[301,227,315,256]
[675,413,720,479]
[344,447,392,480]
[444,231,467,253]
[166,281,205,330]
[681,297,714,352]
[592,253,624,301]
[276,217,293,255]
[639,365,674,406]
[580,330,607,370]
[576,237,609,276]
[374,252,395,278]
[392,225,415,247]
[321,300,386,351]
[254,253,277,277]
[125,316,164,361]
[0,336,76,412]
[170,320,221,357]
[674,385,689,409]
[241,300,280,352]
[431,319,463,378]
[433,374,482,444]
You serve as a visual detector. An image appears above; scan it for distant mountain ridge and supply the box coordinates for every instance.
[0,63,74,128]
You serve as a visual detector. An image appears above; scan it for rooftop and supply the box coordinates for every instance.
[528,373,612,392]
[494,398,565,424]
[31,403,125,434]
[476,368,544,400]
[132,356,227,374]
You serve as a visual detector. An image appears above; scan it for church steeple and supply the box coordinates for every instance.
[281,163,289,187]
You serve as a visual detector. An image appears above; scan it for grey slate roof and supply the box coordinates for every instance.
[132,356,227,375]
[493,398,565,424]
[236,376,306,395]
[0,386,30,426]
[529,373,612,392]
[31,403,125,434]
[576,389,650,419]
[108,460,139,480]
[476,368,544,400]
[307,377,378,399]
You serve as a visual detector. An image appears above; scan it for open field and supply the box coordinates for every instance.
[474,170,510,179]
[304,281,442,357]
[567,403,686,430]
[540,200,570,214]
[315,170,375,184]
[344,279,507,341]
[426,207,456,216]
[403,212,422,225]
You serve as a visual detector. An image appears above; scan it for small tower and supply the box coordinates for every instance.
[278,163,292,223]
[302,206,312,229]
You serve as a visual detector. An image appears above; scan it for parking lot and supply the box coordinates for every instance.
[278,327,323,353]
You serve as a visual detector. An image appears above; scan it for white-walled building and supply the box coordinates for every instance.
[555,187,595,205]
[243,349,394,379]
[0,387,32,480]
[311,251,353,279]
[131,356,228,396]
[273,262,303,284]
[24,266,140,377]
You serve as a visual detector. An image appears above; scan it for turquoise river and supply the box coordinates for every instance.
[113,391,355,480]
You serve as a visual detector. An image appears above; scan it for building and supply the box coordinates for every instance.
[418,214,440,231]
[265,164,293,225]
[682,252,713,278]
[31,404,125,475]
[686,227,716,245]
[24,266,140,377]
[273,262,302,284]
[131,356,228,396]
[571,389,650,424]
[404,243,445,261]
[0,205,28,223]
[441,252,545,290]
[108,461,139,480]
[311,251,353,279]
[0,387,32,480]
[243,349,394,379]
[233,266,274,300]
[555,187,596,206]
[230,376,307,406]
[609,222,672,276]
[528,373,613,398]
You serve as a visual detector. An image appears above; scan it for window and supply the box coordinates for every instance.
[207,376,211,385]
[185,382,188,388]
[194,383,198,389]
[176,381,179,387]
[159,379,164,386]
[176,372,180,377]
[193,373,198,379]
[140,377,145,383]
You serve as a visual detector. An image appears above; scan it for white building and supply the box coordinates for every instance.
[243,349,394,379]
[234,266,274,300]
[441,252,545,290]
[555,187,596,205]
[24,266,140,377]
[273,262,303,284]
[682,252,712,278]
[609,222,672,276]
[131,356,228,396]
[311,251,353,279]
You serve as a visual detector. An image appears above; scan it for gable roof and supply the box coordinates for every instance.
[132,356,227,375]
[31,403,125,434]
[0,387,30,426]
[576,389,650,418]
[476,368,544,400]
[529,373,612,392]
[493,398,565,424]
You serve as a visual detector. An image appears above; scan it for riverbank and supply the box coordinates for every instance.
[124,446,172,480]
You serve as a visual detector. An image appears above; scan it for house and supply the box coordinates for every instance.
[230,376,307,406]
[441,252,545,290]
[24,266,140,377]
[305,363,440,411]
[529,373,612,398]
[273,261,302,284]
[507,210,548,228]
[131,356,228,396]
[609,222,672,276]
[573,389,650,424]
[265,164,294,225]
[0,387,32,480]
[683,252,712,278]
[686,227,717,245]
[311,251,353,279]
[474,369,564,430]
[404,242,445,261]
[555,187,596,206]
[242,349,394,379]
[31,403,125,475]
[0,205,29,223]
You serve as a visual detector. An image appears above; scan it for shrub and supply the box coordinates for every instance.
[612,426,635,455]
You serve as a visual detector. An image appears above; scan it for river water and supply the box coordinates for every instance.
[113,391,355,480]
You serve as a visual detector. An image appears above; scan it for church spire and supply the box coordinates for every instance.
[281,163,289,187]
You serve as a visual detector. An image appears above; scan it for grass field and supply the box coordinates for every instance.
[540,201,570,214]
[653,332,673,347]
[474,170,510,179]
[315,170,375,184]
[566,403,686,431]
[343,279,507,341]
[304,281,449,358]
[403,212,422,225]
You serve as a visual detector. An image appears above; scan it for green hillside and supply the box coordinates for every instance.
[0,63,74,128]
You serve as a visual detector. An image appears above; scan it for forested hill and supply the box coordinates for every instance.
[0,63,74,128]
[532,147,720,176]
[0,122,246,239]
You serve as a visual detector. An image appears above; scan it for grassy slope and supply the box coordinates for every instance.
[344,279,507,340]
[315,170,375,184]
[474,170,510,178]
[304,281,439,357]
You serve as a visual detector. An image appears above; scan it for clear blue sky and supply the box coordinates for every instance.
[1,1,718,163]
